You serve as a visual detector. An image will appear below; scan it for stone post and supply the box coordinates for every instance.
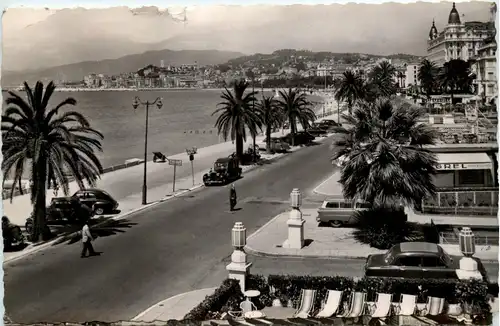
[283,188,305,249]
[226,222,252,293]
[455,227,483,280]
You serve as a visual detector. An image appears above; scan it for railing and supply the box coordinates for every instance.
[422,189,499,216]
[439,231,499,246]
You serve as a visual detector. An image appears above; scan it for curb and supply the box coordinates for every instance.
[132,287,217,322]
[244,244,367,261]
[3,184,205,265]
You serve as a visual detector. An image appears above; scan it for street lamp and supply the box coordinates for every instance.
[132,96,163,205]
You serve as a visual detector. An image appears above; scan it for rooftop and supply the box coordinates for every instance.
[399,242,439,253]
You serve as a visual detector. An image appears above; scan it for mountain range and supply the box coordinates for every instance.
[1,49,244,86]
[3,2,491,73]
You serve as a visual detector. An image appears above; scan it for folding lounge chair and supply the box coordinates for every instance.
[418,297,444,316]
[339,292,367,318]
[316,290,343,318]
[367,293,393,318]
[294,289,317,318]
[392,294,417,316]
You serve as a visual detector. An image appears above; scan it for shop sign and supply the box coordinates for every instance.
[437,162,492,170]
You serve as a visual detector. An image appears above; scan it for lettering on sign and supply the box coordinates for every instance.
[436,162,491,170]
[168,159,183,166]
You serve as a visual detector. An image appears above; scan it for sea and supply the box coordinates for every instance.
[4,89,324,169]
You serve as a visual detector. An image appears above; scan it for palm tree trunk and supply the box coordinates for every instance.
[236,134,244,164]
[33,157,51,242]
[266,126,272,154]
[289,116,296,147]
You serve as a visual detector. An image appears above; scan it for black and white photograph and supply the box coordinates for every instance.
[1,2,498,325]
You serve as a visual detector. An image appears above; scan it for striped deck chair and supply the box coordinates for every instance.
[294,289,317,318]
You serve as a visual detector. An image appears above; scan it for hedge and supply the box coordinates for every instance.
[183,275,498,321]
[183,278,243,321]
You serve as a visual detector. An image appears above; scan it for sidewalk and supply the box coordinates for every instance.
[244,208,499,261]
[132,287,217,322]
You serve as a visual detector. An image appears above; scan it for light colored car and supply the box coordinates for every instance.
[257,138,290,153]
[316,198,371,227]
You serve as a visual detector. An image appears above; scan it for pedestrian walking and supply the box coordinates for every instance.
[229,184,237,211]
[81,218,97,258]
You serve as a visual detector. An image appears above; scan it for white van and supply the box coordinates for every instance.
[316,198,371,227]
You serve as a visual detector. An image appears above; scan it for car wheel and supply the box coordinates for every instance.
[330,220,342,228]
[93,207,105,215]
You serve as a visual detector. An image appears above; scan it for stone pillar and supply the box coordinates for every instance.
[226,222,252,293]
[283,188,305,249]
[455,227,483,280]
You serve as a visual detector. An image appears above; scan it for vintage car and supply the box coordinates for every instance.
[281,131,315,146]
[203,156,242,186]
[364,242,488,280]
[257,137,291,153]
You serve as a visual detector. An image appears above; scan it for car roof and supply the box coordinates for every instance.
[215,157,232,163]
[398,242,439,253]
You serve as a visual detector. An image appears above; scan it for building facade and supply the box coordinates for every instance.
[405,63,420,88]
[426,2,495,66]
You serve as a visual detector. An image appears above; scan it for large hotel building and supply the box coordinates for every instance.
[426,2,495,66]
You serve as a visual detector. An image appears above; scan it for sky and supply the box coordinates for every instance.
[1,1,495,71]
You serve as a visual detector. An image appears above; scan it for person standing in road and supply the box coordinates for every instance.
[229,184,237,211]
[81,218,97,258]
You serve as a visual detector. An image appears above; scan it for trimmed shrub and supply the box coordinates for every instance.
[183,278,243,321]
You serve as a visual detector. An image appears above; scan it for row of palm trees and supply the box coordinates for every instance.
[212,79,317,158]
[416,58,473,104]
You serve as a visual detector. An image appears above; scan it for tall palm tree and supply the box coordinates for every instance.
[334,70,366,115]
[438,59,472,105]
[369,61,397,98]
[213,79,261,163]
[331,99,438,208]
[257,95,283,154]
[275,88,316,147]
[418,59,438,101]
[2,81,104,241]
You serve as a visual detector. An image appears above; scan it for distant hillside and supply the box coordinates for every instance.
[2,49,245,86]
[220,49,421,68]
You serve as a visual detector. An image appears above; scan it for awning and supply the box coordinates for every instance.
[436,153,493,171]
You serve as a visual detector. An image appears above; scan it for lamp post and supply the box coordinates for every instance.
[455,227,482,280]
[283,188,305,249]
[186,147,197,187]
[132,96,163,205]
[226,222,252,293]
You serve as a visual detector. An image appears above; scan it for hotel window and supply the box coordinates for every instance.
[458,170,485,186]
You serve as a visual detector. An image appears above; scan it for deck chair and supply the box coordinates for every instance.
[294,289,317,318]
[316,290,343,318]
[392,294,417,316]
[367,293,393,318]
[340,292,367,318]
[419,297,445,316]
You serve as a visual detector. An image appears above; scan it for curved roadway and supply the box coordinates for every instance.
[5,139,338,323]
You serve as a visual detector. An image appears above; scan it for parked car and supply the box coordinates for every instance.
[281,131,315,146]
[71,188,119,215]
[257,138,290,153]
[316,198,372,227]
[307,127,328,137]
[203,156,242,186]
[364,242,488,280]
[46,197,87,222]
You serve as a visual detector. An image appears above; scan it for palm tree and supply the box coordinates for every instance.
[2,81,104,241]
[331,99,438,208]
[438,59,472,105]
[418,59,438,102]
[257,95,283,153]
[275,88,316,146]
[213,79,261,163]
[369,61,397,98]
[397,71,406,90]
[334,71,366,114]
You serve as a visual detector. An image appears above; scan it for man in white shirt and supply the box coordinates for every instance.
[81,218,97,258]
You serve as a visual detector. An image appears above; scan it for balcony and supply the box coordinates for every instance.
[421,187,499,216]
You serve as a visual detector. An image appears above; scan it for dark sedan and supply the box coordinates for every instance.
[364,242,488,280]
[71,188,119,215]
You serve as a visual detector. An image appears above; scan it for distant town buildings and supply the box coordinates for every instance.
[405,63,420,88]
[426,2,495,66]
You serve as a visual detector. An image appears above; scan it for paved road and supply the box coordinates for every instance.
[5,139,338,323]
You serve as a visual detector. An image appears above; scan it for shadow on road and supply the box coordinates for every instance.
[51,218,137,246]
